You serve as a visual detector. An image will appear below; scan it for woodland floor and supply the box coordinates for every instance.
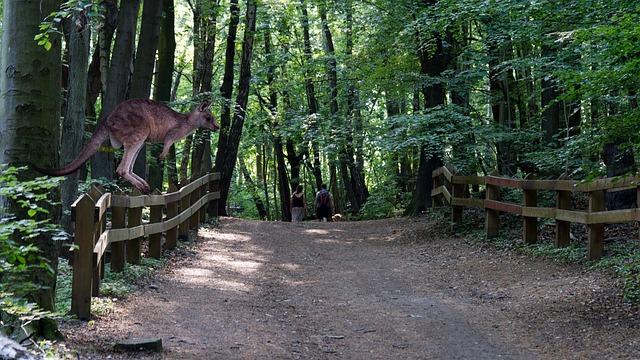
[62,217,640,359]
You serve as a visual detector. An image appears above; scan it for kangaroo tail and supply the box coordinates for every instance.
[32,122,110,177]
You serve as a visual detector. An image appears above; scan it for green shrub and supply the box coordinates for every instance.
[0,166,66,338]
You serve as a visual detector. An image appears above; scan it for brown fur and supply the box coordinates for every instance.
[332,213,345,222]
[33,99,218,193]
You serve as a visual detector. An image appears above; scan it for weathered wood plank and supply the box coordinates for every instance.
[484,200,523,215]
[432,167,444,179]
[521,206,556,219]
[93,232,109,265]
[452,175,485,185]
[521,179,576,191]
[451,197,484,208]
[485,176,522,189]
[555,209,589,224]
[576,174,640,192]
[94,193,111,222]
[588,208,638,224]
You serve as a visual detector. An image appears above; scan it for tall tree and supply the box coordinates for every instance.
[264,22,292,221]
[214,0,258,215]
[0,0,62,336]
[130,0,164,181]
[150,0,177,189]
[299,0,323,191]
[60,9,91,233]
[86,0,117,139]
[91,0,141,181]
[190,0,219,177]
[406,0,450,215]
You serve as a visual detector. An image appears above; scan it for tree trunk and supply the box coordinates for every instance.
[190,0,219,177]
[541,44,560,143]
[264,23,292,221]
[406,4,449,215]
[92,0,141,180]
[130,0,164,181]
[150,0,176,190]
[215,0,246,216]
[344,2,368,209]
[319,4,360,213]
[487,34,518,176]
[238,155,268,219]
[0,0,62,337]
[85,1,117,182]
[61,11,91,234]
[299,0,323,190]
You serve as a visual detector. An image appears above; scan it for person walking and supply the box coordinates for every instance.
[291,185,306,222]
[314,184,333,222]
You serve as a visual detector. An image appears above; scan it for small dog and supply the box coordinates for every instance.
[332,213,345,222]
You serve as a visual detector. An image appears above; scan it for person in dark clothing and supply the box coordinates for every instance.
[314,184,333,222]
[291,185,306,222]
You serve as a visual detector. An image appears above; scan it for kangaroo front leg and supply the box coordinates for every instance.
[158,137,176,162]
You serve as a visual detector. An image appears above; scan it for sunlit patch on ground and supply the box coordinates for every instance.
[202,231,252,242]
[305,229,330,235]
[203,253,262,275]
[277,262,301,271]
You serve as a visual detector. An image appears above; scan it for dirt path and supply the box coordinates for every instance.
[65,217,640,359]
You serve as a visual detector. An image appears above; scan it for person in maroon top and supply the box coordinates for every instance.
[290,185,306,222]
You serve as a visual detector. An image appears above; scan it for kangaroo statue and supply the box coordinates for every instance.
[33,99,219,193]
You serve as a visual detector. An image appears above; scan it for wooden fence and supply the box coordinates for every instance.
[431,166,639,261]
[69,172,221,320]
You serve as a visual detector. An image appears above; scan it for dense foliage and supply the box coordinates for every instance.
[0,167,65,338]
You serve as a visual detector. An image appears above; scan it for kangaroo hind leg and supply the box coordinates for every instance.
[116,142,150,194]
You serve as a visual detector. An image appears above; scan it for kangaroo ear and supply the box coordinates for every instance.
[197,100,212,112]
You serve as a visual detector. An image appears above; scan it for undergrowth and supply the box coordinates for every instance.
[56,257,165,315]
[433,207,640,303]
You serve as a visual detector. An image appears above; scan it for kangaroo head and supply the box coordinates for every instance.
[188,100,219,131]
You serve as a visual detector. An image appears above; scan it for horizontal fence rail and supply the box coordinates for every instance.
[431,166,639,262]
[70,172,221,320]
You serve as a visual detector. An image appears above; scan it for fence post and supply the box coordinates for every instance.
[523,185,538,244]
[148,189,163,259]
[190,177,201,230]
[485,181,500,239]
[127,189,143,264]
[165,183,179,249]
[588,190,605,260]
[451,181,466,225]
[111,192,126,272]
[555,190,571,247]
[70,195,95,320]
[179,180,191,241]
[208,173,220,218]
